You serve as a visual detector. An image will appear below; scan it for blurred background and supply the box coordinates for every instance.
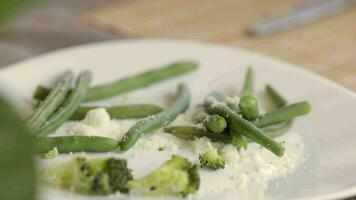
[0,0,355,89]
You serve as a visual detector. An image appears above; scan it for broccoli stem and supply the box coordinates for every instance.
[127,155,200,196]
[199,143,225,170]
[230,128,247,151]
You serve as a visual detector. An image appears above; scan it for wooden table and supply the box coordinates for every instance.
[2,0,355,91]
[84,0,356,91]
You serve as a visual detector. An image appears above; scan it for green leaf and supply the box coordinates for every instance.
[0,95,36,200]
[0,0,34,24]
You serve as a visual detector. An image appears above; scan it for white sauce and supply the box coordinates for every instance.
[47,107,306,200]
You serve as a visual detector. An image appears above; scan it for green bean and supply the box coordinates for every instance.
[239,95,259,120]
[119,83,190,151]
[261,84,292,138]
[70,104,163,120]
[266,84,288,108]
[240,66,259,120]
[230,129,247,151]
[260,121,293,139]
[204,93,284,157]
[163,126,230,143]
[33,61,198,102]
[27,71,73,131]
[164,125,290,144]
[35,136,118,153]
[203,114,227,133]
[35,71,92,137]
[252,101,311,127]
[242,66,254,95]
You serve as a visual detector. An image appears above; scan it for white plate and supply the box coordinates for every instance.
[1,39,356,200]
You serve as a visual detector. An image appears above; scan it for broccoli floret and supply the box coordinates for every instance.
[43,156,133,195]
[41,147,59,159]
[199,144,225,170]
[127,155,200,196]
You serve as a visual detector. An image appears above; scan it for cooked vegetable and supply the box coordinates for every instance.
[41,147,59,159]
[166,85,298,145]
[33,86,49,101]
[27,71,72,131]
[127,155,199,196]
[0,95,36,200]
[164,126,230,143]
[266,84,288,108]
[43,156,133,195]
[261,84,292,138]
[199,143,225,170]
[203,114,227,133]
[252,101,311,127]
[35,136,119,153]
[239,95,259,120]
[260,121,293,139]
[34,61,198,102]
[119,83,190,151]
[233,68,255,150]
[70,104,163,120]
[242,66,254,95]
[35,71,92,136]
[230,129,248,151]
[204,92,285,157]
[164,125,290,143]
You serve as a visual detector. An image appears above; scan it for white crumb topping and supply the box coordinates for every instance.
[226,95,241,105]
[171,106,206,128]
[82,108,110,127]
[220,144,241,166]
[53,108,135,140]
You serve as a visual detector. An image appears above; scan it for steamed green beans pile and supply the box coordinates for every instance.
[164,67,311,157]
[27,61,197,153]
[35,70,92,137]
[26,71,73,131]
[27,61,310,157]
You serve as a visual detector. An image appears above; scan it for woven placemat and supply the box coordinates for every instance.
[83,0,356,90]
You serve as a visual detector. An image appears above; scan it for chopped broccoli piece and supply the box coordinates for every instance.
[199,143,225,170]
[43,156,133,195]
[127,155,200,196]
[41,147,59,159]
